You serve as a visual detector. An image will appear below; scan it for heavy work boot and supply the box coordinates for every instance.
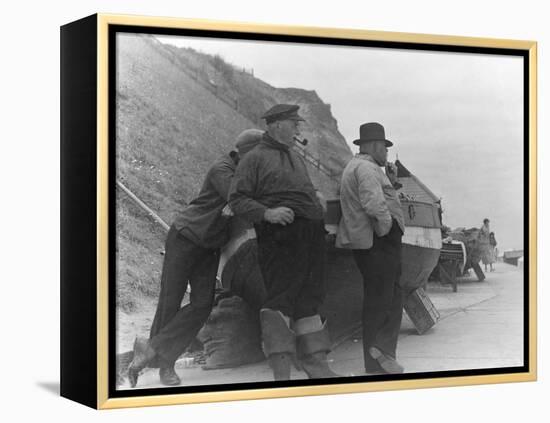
[260,309,296,381]
[295,316,340,379]
[368,346,404,374]
[128,337,156,388]
[159,366,181,386]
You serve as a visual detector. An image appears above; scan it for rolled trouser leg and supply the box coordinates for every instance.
[260,308,296,381]
[294,315,339,379]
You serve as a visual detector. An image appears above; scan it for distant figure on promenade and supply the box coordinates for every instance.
[336,122,405,375]
[479,218,494,273]
[488,232,498,271]
[127,129,263,388]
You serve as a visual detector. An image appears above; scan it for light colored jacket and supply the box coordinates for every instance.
[336,154,404,249]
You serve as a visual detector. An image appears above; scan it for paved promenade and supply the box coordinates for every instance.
[126,262,525,389]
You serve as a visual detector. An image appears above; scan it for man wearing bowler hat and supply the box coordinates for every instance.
[128,129,263,388]
[336,122,406,374]
[229,104,338,381]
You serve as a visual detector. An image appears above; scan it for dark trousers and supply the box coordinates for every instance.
[254,218,326,320]
[148,225,219,367]
[353,220,403,371]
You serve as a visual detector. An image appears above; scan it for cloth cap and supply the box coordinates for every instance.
[261,104,305,124]
[235,129,264,154]
[353,122,394,147]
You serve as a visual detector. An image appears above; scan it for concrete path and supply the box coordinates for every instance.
[332,263,524,376]
[123,262,524,389]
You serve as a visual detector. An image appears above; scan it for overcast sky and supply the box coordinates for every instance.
[157,34,524,253]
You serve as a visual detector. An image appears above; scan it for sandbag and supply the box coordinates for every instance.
[221,238,267,310]
[197,295,265,370]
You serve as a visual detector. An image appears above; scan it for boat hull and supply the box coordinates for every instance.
[401,243,441,292]
[400,226,442,291]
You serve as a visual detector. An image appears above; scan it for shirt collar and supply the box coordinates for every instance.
[355,153,378,165]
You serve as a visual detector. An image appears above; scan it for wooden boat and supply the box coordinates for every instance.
[397,199,442,291]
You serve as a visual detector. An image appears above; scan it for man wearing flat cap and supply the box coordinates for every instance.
[128,129,263,388]
[336,122,406,375]
[229,104,338,381]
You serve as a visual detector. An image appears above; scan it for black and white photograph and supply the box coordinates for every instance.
[113,27,529,393]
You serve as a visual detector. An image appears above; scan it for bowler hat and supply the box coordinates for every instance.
[261,104,305,124]
[353,122,393,147]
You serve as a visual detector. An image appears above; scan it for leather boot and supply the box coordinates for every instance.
[295,318,340,379]
[128,337,156,388]
[369,346,404,374]
[268,353,293,381]
[159,366,181,386]
[300,352,339,379]
[260,309,296,381]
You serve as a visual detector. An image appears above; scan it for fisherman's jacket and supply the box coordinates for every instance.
[336,153,404,249]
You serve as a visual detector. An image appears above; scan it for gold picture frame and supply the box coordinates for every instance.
[60,13,537,409]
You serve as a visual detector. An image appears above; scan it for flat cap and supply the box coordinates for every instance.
[235,129,263,154]
[261,104,305,124]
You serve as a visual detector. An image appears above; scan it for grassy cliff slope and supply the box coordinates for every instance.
[116,34,352,312]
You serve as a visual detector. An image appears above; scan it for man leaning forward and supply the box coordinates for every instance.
[127,129,263,387]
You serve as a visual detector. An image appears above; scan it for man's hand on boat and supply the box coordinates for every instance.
[385,162,399,185]
[264,207,295,225]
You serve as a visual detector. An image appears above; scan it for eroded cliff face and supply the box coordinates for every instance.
[115,33,352,310]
